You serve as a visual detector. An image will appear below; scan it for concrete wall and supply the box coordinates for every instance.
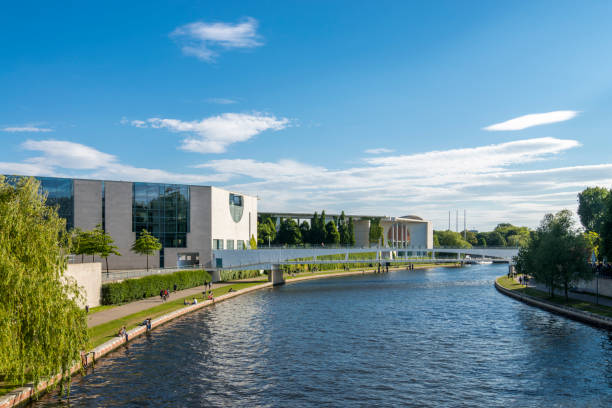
[104,181,140,270]
[65,263,102,307]
[354,219,371,247]
[74,179,102,231]
[381,219,431,249]
[164,186,213,268]
[574,278,612,298]
[210,187,258,252]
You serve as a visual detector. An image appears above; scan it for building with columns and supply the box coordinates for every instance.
[259,212,433,249]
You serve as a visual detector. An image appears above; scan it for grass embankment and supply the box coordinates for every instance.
[497,276,612,319]
[88,281,265,348]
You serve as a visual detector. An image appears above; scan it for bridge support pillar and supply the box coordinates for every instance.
[268,264,285,286]
[211,269,221,283]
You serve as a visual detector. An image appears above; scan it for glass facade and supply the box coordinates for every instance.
[4,175,74,230]
[132,183,189,248]
[229,193,244,222]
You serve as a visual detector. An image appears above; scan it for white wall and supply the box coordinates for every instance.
[210,187,258,251]
[65,263,102,307]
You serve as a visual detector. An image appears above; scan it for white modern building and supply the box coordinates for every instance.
[8,176,257,270]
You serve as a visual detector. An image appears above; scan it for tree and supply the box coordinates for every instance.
[249,234,257,249]
[325,220,341,245]
[91,224,121,274]
[600,196,612,261]
[494,223,531,247]
[434,230,471,248]
[578,187,610,234]
[257,216,276,246]
[0,176,88,389]
[131,229,162,271]
[277,218,302,245]
[299,221,311,244]
[369,217,384,245]
[584,231,599,260]
[514,210,592,300]
[483,231,506,247]
[462,230,478,246]
[338,211,350,245]
[348,217,356,246]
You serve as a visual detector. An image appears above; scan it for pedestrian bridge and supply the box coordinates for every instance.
[213,246,518,270]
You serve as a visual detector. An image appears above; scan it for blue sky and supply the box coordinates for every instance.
[2,1,612,230]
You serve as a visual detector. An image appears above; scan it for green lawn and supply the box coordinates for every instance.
[497,276,612,319]
[88,281,266,348]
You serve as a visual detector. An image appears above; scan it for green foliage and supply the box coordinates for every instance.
[338,211,350,245]
[577,187,610,234]
[131,229,162,270]
[584,231,599,259]
[325,220,341,244]
[434,230,471,248]
[0,176,88,388]
[277,218,303,245]
[249,234,257,249]
[348,217,356,246]
[101,269,211,305]
[257,216,276,246]
[299,221,311,244]
[369,217,384,244]
[494,223,530,247]
[514,210,592,300]
[462,230,478,246]
[219,269,261,281]
[600,195,612,262]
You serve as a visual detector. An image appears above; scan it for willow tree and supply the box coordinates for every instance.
[0,176,88,389]
[131,229,162,270]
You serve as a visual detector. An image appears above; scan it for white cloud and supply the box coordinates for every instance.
[206,98,238,105]
[171,17,262,62]
[483,110,579,131]
[129,113,289,153]
[22,140,117,169]
[364,148,395,154]
[2,126,52,132]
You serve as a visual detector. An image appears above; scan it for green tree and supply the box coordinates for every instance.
[0,176,88,389]
[434,230,471,248]
[257,216,276,246]
[584,231,599,260]
[277,218,302,245]
[131,229,162,271]
[369,217,384,245]
[600,196,612,261]
[348,217,356,246]
[515,210,592,300]
[325,220,341,245]
[91,224,121,274]
[462,230,478,246]
[494,223,531,247]
[577,187,610,234]
[249,234,257,249]
[299,221,311,244]
[484,231,506,247]
[338,211,350,245]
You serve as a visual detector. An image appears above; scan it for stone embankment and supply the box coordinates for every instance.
[494,277,612,330]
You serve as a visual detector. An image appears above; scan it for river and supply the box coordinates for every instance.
[30,264,612,407]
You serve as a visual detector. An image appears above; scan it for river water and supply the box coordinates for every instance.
[30,264,612,407]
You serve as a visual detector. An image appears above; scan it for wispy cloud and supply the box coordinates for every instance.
[2,125,52,132]
[171,17,262,62]
[483,110,579,131]
[127,113,289,153]
[0,139,226,184]
[206,98,238,105]
[365,148,395,154]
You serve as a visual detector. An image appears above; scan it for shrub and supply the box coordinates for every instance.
[101,269,211,305]
[219,269,261,281]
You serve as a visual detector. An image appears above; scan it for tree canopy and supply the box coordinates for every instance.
[257,216,276,246]
[0,176,88,388]
[131,229,162,270]
[277,218,302,245]
[577,187,610,234]
[434,230,471,248]
[514,209,592,299]
[325,220,341,245]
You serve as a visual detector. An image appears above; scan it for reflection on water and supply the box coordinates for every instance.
[30,265,612,407]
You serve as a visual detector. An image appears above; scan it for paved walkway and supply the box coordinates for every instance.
[518,276,612,307]
[87,282,232,327]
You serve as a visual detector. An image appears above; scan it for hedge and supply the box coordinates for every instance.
[219,269,262,281]
[101,269,211,305]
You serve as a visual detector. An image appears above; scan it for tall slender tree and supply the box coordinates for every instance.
[325,220,341,245]
[91,224,121,274]
[348,217,356,246]
[131,229,162,271]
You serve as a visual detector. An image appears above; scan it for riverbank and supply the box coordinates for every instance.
[495,276,612,329]
[0,262,457,408]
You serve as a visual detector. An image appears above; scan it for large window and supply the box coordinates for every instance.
[5,175,74,230]
[213,239,224,250]
[133,182,189,248]
[229,193,244,222]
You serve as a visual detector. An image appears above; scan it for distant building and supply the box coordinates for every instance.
[259,212,433,249]
[5,175,257,269]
